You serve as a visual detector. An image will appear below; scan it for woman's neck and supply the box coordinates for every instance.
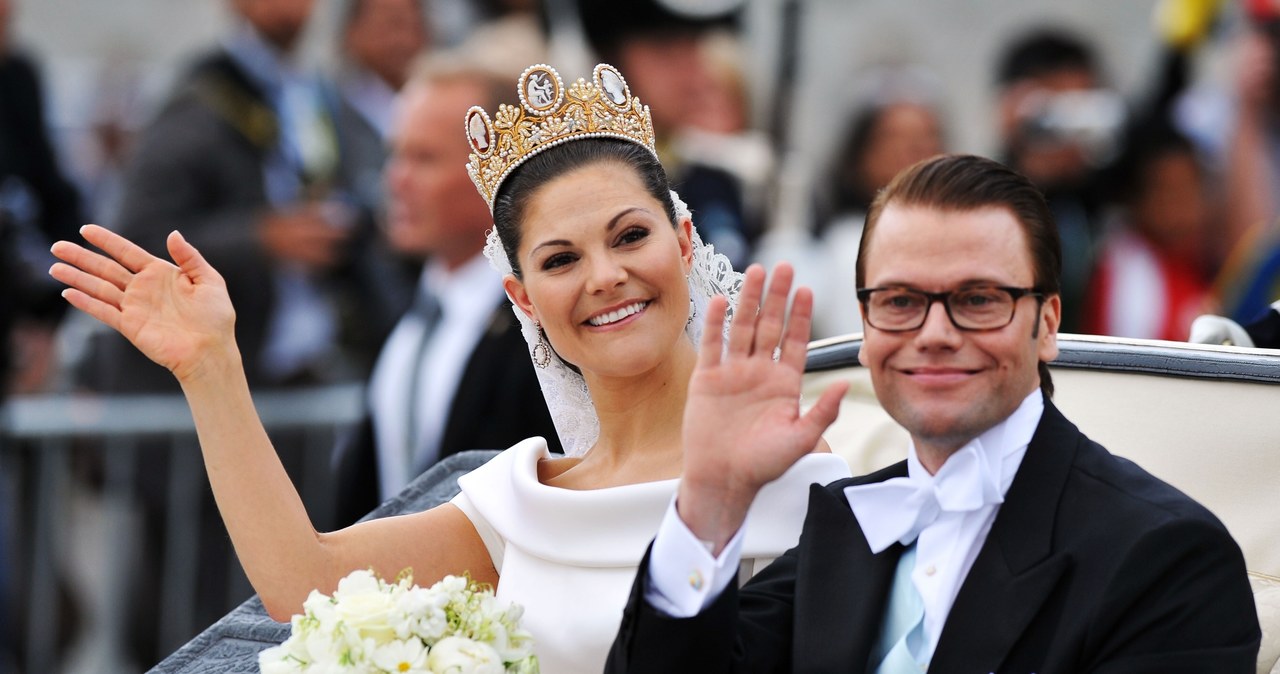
[560,338,698,488]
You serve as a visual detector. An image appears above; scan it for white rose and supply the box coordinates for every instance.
[332,588,397,644]
[425,636,504,674]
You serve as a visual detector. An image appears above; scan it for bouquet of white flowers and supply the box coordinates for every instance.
[258,569,538,673]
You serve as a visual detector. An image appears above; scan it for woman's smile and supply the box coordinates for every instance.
[586,300,650,328]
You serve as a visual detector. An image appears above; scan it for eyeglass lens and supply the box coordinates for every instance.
[866,287,1017,330]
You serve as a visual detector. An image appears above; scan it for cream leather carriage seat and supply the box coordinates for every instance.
[802,334,1280,674]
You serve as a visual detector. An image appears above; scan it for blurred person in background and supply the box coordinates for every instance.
[77,58,148,231]
[1,0,85,666]
[73,0,411,663]
[0,0,83,398]
[579,0,760,268]
[330,54,559,527]
[670,32,774,235]
[1086,122,1216,340]
[335,0,429,197]
[420,0,541,48]
[808,69,946,338]
[338,0,429,141]
[994,12,1211,338]
[994,28,1122,335]
[1214,0,1280,327]
[1083,1,1224,344]
[81,0,401,395]
[329,0,433,343]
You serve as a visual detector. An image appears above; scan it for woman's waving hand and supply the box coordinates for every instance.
[50,225,238,382]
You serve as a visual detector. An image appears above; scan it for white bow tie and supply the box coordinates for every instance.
[844,443,1005,553]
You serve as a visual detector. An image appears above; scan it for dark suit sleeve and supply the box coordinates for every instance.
[606,543,802,674]
[1243,306,1280,349]
[1083,517,1260,674]
[0,54,82,322]
[1,55,83,248]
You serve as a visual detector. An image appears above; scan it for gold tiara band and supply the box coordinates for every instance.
[465,63,658,211]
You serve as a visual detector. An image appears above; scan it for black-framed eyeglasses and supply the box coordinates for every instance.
[856,285,1045,332]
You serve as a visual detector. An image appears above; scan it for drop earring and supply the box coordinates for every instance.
[686,272,696,328]
[532,322,552,368]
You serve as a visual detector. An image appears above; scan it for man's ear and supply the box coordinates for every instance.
[857,303,872,367]
[503,274,537,323]
[1037,294,1061,363]
[677,217,694,273]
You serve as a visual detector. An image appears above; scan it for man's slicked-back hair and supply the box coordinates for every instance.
[856,153,1062,396]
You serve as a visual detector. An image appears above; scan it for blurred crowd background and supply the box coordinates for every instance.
[3,0,1280,671]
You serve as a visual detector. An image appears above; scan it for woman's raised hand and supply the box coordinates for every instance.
[49,225,238,382]
[676,263,848,553]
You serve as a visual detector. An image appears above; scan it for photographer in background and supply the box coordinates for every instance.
[994,29,1123,333]
[995,11,1213,337]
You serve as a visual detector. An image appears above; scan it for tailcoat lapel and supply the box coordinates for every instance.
[794,466,907,673]
[929,401,1079,672]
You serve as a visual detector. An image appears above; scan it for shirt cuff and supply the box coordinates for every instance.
[643,497,746,618]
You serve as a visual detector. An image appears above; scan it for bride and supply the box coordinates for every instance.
[49,62,850,672]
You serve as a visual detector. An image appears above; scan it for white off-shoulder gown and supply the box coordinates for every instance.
[451,438,851,674]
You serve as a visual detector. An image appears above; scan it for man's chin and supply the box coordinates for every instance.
[891,404,987,449]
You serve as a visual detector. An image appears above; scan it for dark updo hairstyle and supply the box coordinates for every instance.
[491,138,678,277]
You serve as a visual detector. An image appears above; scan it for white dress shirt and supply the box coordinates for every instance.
[368,253,506,499]
[645,389,1045,651]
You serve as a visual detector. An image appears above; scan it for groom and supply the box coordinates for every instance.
[606,154,1260,672]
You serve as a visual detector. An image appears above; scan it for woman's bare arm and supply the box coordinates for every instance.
[50,225,495,621]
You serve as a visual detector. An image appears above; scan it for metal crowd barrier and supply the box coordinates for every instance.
[0,384,365,673]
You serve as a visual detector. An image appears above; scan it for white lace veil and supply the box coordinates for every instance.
[483,190,744,456]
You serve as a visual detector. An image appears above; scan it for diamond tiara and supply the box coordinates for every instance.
[465,63,658,211]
